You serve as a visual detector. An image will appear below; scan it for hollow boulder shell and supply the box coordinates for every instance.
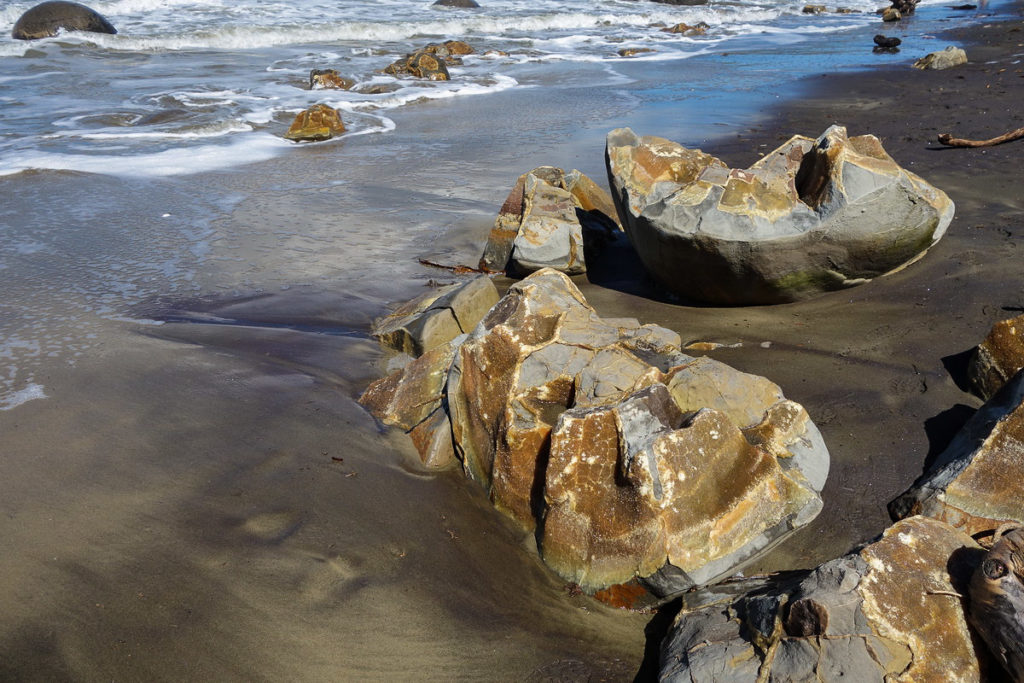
[605,125,954,305]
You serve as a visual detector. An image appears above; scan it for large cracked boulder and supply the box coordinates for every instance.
[969,313,1024,400]
[890,369,1024,536]
[478,166,621,275]
[660,516,992,682]
[384,50,450,80]
[605,125,954,304]
[12,1,116,40]
[362,268,830,598]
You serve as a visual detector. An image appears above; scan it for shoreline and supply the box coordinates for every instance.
[1,2,1023,680]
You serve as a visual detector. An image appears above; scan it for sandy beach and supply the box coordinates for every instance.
[2,2,1023,680]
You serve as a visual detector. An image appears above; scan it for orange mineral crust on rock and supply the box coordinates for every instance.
[971,313,1024,399]
[858,516,986,683]
[284,103,345,142]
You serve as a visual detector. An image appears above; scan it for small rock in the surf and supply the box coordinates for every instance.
[283,104,345,142]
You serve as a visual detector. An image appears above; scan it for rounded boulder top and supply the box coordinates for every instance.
[12,1,117,40]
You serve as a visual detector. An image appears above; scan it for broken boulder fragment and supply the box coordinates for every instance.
[914,45,968,70]
[605,125,954,304]
[478,166,621,275]
[969,313,1024,400]
[371,275,499,357]
[660,516,991,682]
[890,369,1024,536]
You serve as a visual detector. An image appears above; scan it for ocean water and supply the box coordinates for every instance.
[0,0,996,409]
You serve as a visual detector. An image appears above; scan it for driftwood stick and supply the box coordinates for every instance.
[937,126,1024,147]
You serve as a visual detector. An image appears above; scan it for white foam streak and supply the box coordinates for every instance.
[0,133,289,178]
[0,383,48,411]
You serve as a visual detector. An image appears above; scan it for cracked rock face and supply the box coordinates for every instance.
[890,370,1024,536]
[371,275,499,357]
[969,313,1024,400]
[362,269,829,597]
[478,166,620,276]
[660,516,990,682]
[605,125,954,304]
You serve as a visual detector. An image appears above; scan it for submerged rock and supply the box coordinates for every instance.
[660,516,990,682]
[12,0,116,40]
[283,104,345,142]
[384,50,450,80]
[605,125,954,304]
[969,313,1024,399]
[914,46,968,70]
[433,0,480,7]
[363,268,829,598]
[890,370,1024,536]
[309,69,354,90]
[478,166,620,275]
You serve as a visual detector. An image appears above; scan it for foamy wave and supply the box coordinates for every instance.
[0,133,288,177]
[0,382,48,411]
[75,120,253,140]
[343,73,518,111]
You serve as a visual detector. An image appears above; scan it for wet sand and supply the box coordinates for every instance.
[2,5,1023,681]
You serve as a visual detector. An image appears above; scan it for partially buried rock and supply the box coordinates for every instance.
[605,124,954,304]
[660,516,991,682]
[384,50,450,80]
[661,22,709,34]
[618,47,656,57]
[914,45,967,69]
[12,0,116,40]
[969,526,1024,682]
[889,369,1024,536]
[371,275,499,357]
[970,313,1024,400]
[478,166,621,275]
[309,68,354,90]
[283,104,345,142]
[361,268,829,598]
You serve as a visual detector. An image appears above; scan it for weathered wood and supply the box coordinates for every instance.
[937,126,1024,147]
[969,526,1024,682]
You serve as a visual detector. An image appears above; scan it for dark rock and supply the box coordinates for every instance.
[969,527,1024,682]
[605,125,954,305]
[890,370,1024,536]
[891,0,919,13]
[432,0,480,7]
[802,4,826,13]
[873,34,902,48]
[950,3,978,8]
[650,0,707,5]
[12,1,116,40]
